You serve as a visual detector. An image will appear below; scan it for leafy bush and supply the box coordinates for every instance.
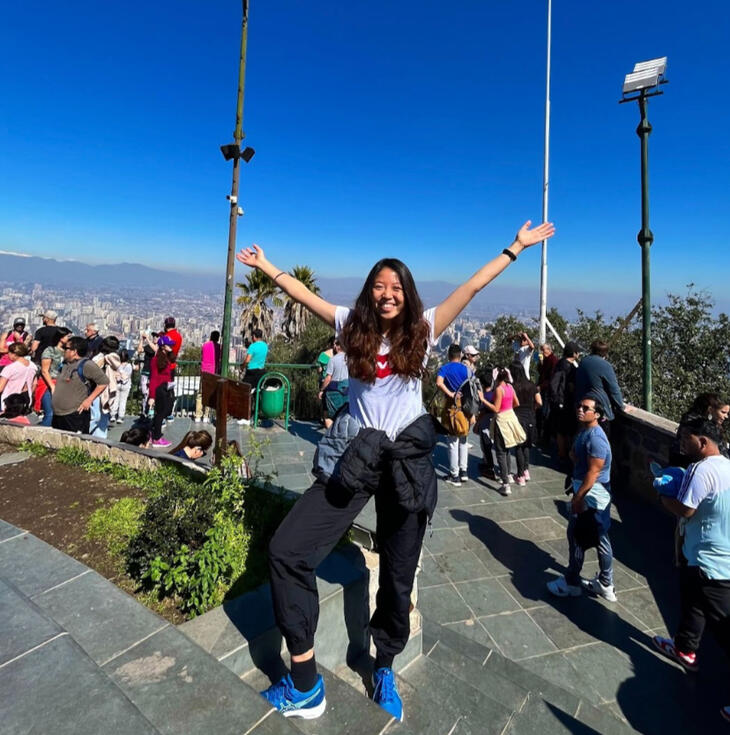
[26,438,296,620]
[127,450,293,617]
[145,515,249,614]
[86,497,146,557]
[19,441,50,457]
[126,478,219,581]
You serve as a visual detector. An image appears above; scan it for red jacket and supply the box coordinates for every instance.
[164,328,183,369]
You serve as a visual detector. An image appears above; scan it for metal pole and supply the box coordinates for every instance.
[538,0,552,346]
[636,91,653,411]
[220,1,249,378]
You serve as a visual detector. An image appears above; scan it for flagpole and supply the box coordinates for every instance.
[538,0,552,346]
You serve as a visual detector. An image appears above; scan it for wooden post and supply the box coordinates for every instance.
[214,377,229,466]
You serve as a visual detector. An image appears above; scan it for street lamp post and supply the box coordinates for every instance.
[220,1,254,378]
[620,57,668,413]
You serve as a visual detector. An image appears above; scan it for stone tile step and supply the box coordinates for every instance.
[102,624,275,735]
[0,634,163,735]
[422,620,632,734]
[397,654,514,735]
[505,691,633,735]
[0,451,28,466]
[179,546,373,679]
[244,665,415,735]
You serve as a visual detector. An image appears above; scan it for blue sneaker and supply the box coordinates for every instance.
[260,673,326,719]
[372,667,403,722]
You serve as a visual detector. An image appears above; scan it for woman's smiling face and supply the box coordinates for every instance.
[371,267,405,325]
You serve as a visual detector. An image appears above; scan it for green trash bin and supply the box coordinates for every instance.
[253,371,291,429]
[259,382,285,417]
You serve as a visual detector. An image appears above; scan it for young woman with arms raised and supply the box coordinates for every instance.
[235,219,555,722]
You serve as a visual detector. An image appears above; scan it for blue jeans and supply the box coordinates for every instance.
[40,386,53,427]
[90,398,110,438]
[565,505,614,587]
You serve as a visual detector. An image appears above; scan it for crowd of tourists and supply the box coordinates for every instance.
[0,312,213,460]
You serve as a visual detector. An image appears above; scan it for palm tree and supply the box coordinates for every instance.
[282,265,320,341]
[237,269,283,341]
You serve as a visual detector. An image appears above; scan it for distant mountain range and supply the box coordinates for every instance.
[0,251,638,319]
[0,251,223,292]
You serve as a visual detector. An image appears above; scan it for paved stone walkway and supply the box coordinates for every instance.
[3,418,729,732]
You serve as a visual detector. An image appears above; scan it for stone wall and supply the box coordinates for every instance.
[611,408,678,503]
[0,421,206,476]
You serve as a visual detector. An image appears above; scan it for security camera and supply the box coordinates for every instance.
[237,207,244,216]
[227,195,238,204]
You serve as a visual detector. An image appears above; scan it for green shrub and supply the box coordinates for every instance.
[126,478,218,581]
[18,441,50,457]
[86,497,146,557]
[145,515,250,615]
[56,445,92,466]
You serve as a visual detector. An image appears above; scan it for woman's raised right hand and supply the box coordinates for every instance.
[236,243,267,269]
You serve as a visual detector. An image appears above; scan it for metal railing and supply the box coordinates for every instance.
[131,361,319,420]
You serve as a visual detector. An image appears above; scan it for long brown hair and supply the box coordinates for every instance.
[156,347,170,371]
[169,430,213,456]
[341,258,430,383]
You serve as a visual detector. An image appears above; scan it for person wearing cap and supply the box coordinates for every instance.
[85,323,104,358]
[31,310,59,364]
[161,316,183,422]
[0,318,32,371]
[461,344,480,370]
[148,335,176,447]
[162,316,183,363]
[651,415,730,726]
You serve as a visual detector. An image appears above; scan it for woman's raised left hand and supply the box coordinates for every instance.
[236,243,268,269]
[515,220,555,249]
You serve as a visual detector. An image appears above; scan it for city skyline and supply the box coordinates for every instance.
[2,1,729,304]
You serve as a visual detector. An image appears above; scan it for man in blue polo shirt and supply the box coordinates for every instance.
[436,344,470,486]
[652,415,730,725]
[547,396,616,602]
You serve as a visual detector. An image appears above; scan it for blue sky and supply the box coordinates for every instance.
[1,1,728,306]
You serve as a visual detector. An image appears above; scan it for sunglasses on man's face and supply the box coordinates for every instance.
[577,404,596,413]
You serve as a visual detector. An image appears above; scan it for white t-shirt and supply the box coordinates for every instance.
[325,351,349,382]
[516,345,533,378]
[678,455,730,578]
[334,306,437,439]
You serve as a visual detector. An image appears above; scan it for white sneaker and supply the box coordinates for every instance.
[547,577,582,597]
[507,474,515,484]
[237,418,250,426]
[499,483,512,496]
[202,417,209,423]
[583,576,617,602]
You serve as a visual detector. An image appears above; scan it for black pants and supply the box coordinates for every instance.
[52,410,90,434]
[243,369,265,391]
[493,426,525,480]
[152,385,174,440]
[479,431,495,472]
[674,564,730,655]
[269,479,428,659]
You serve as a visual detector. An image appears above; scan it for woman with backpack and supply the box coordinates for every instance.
[0,319,32,374]
[0,343,36,413]
[235,218,555,722]
[436,343,471,486]
[148,335,175,448]
[511,359,542,485]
